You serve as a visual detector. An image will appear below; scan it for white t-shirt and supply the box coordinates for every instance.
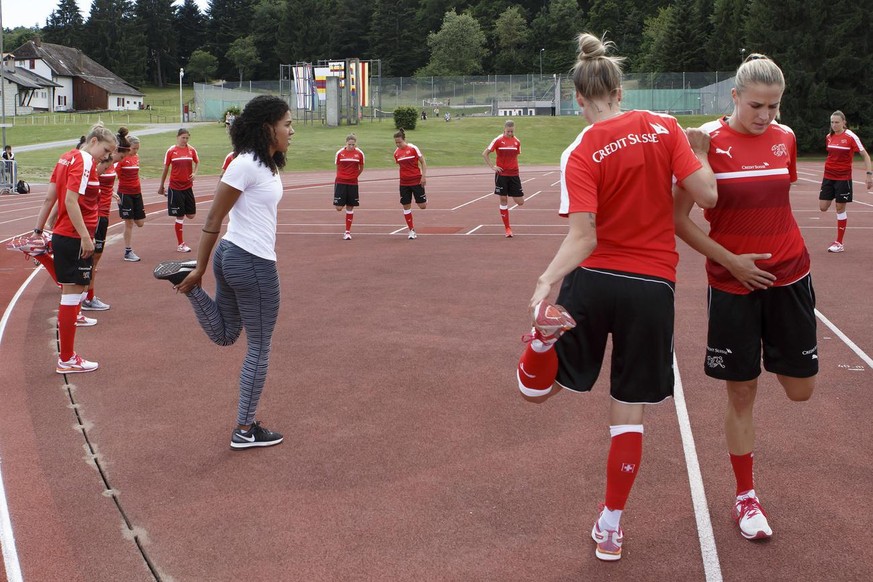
[221,152,283,261]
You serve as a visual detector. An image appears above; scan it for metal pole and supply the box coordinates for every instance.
[539,48,544,78]
[1,2,7,149]
[179,68,184,126]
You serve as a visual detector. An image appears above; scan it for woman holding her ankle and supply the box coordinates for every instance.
[515,32,716,561]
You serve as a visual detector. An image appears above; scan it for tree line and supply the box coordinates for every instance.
[3,0,871,151]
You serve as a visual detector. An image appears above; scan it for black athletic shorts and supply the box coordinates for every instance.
[119,193,145,220]
[52,233,93,286]
[554,267,676,404]
[168,188,196,216]
[400,184,427,205]
[94,216,109,253]
[705,274,818,382]
[819,178,853,203]
[334,183,360,207]
[494,174,524,197]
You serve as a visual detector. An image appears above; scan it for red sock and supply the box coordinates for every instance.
[517,344,558,392]
[58,302,79,362]
[837,218,847,243]
[32,254,58,285]
[729,452,755,496]
[500,206,510,228]
[604,431,643,510]
[345,211,354,232]
[87,287,95,301]
[175,221,184,244]
[404,211,414,230]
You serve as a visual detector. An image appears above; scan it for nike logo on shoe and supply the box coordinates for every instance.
[235,433,255,442]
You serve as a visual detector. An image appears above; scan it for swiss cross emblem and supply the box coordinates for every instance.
[621,463,636,473]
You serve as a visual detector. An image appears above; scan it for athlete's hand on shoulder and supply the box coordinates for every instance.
[726,253,775,291]
[175,268,205,294]
[685,128,710,154]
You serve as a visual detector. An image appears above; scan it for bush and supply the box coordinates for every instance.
[393,106,418,131]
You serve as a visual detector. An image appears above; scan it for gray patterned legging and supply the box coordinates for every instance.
[187,239,280,426]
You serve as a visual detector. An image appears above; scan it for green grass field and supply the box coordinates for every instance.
[5,85,721,183]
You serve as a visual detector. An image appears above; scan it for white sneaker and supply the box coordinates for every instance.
[733,495,773,540]
[177,243,192,253]
[343,231,352,240]
[75,314,97,327]
[408,229,417,240]
[81,297,110,311]
[124,250,141,262]
[827,241,844,253]
[56,353,99,374]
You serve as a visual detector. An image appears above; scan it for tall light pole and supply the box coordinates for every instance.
[1,1,7,149]
[539,48,544,78]
[179,68,184,126]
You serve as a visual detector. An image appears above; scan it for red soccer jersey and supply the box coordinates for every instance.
[52,149,95,239]
[81,176,101,236]
[559,110,702,282]
[98,167,117,217]
[335,147,365,185]
[701,117,809,294]
[222,151,236,172]
[116,154,141,193]
[164,145,199,189]
[394,144,424,186]
[487,135,521,176]
[824,129,865,180]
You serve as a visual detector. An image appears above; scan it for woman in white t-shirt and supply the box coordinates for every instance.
[154,95,294,450]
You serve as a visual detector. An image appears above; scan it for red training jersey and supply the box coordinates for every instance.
[394,144,424,186]
[823,129,865,180]
[559,110,702,282]
[487,134,521,176]
[164,145,199,190]
[222,151,236,172]
[116,154,141,194]
[81,176,101,236]
[52,149,95,239]
[98,167,117,217]
[700,117,809,295]
[335,147,365,185]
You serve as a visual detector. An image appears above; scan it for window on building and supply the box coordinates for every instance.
[29,59,35,69]
[58,95,67,106]
[117,97,124,107]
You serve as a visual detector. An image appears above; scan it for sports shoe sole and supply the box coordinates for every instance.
[153,260,197,285]
[230,437,284,450]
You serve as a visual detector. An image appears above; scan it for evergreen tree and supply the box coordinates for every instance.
[134,0,177,87]
[205,0,256,79]
[530,0,583,75]
[330,0,375,60]
[368,0,426,75]
[249,0,286,79]
[176,0,207,68]
[586,0,667,71]
[745,0,873,152]
[639,0,705,72]
[706,0,747,71]
[83,0,148,85]
[42,0,85,47]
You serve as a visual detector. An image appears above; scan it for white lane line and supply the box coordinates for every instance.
[510,190,542,211]
[815,309,873,369]
[452,193,493,211]
[465,225,484,235]
[673,354,723,582]
[389,227,406,235]
[0,270,39,582]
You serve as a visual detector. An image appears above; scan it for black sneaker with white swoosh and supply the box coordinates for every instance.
[230,421,283,450]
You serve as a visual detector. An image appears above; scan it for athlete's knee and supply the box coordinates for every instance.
[516,197,525,206]
[779,375,815,402]
[726,381,757,412]
[135,220,145,227]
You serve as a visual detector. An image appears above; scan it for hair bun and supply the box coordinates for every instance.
[117,126,129,137]
[576,33,608,61]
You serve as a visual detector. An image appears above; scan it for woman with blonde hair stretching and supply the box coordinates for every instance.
[675,54,818,541]
[515,33,716,561]
[818,109,872,253]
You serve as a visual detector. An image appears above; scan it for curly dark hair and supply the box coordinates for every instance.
[230,95,291,174]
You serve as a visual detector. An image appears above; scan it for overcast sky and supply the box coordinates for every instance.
[2,0,210,30]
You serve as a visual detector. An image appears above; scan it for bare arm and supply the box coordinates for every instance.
[682,128,718,208]
[419,156,428,186]
[861,149,872,190]
[190,161,199,181]
[175,181,242,293]
[158,162,170,195]
[530,212,597,310]
[673,187,775,291]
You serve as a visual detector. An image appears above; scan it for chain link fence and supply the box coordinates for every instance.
[194,72,736,123]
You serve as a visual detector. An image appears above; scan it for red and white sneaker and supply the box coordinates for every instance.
[6,232,50,257]
[56,353,99,374]
[75,314,97,327]
[733,495,772,540]
[591,508,623,561]
[177,243,192,253]
[523,301,576,344]
[827,241,844,253]
[505,227,513,238]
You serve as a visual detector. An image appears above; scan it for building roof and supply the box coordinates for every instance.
[1,65,62,89]
[11,40,143,97]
